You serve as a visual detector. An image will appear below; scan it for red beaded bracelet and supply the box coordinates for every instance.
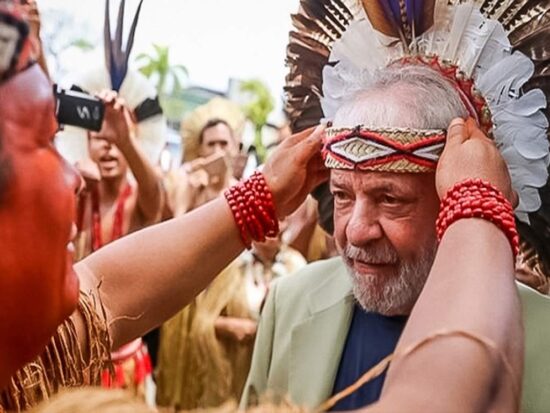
[224,171,279,249]
[435,179,519,257]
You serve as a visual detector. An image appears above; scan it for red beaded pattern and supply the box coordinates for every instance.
[436,179,519,257]
[224,171,279,249]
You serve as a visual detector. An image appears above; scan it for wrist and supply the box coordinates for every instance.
[436,179,519,257]
[224,171,279,249]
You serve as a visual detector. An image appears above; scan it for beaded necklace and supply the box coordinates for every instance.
[77,183,133,253]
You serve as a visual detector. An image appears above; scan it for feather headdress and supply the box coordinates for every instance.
[285,0,550,294]
[56,0,166,164]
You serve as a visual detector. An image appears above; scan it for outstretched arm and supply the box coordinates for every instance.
[363,118,523,412]
[77,126,328,349]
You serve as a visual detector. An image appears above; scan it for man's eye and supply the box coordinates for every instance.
[333,191,349,201]
[382,195,400,205]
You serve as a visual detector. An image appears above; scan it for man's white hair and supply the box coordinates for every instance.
[333,64,469,129]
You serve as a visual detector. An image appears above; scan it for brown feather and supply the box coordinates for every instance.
[516,237,550,294]
[499,0,534,27]
[508,1,550,43]
[420,0,437,33]
[479,0,513,18]
[361,0,400,37]
[285,0,355,133]
[513,25,550,60]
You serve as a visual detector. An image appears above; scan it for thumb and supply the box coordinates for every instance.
[295,124,325,164]
[446,118,468,146]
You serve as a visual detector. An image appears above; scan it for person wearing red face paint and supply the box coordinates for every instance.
[0,61,81,404]
[0,27,537,413]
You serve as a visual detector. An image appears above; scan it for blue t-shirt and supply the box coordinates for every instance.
[330,305,407,411]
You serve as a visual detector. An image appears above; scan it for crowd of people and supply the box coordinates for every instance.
[1,0,550,412]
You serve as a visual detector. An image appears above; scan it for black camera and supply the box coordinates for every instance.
[53,85,162,132]
[54,85,105,132]
[53,84,163,132]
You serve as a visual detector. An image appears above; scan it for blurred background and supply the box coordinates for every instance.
[41,0,297,167]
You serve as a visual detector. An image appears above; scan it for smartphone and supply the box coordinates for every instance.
[203,152,228,179]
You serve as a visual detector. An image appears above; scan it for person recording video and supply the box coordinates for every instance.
[74,90,163,262]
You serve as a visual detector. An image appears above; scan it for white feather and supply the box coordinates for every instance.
[442,3,475,61]
[55,67,166,164]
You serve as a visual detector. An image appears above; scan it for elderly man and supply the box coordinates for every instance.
[241,64,550,412]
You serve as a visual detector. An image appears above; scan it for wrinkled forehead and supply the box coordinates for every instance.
[330,169,437,194]
[202,123,236,143]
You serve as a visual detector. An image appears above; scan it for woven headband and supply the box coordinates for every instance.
[323,126,446,173]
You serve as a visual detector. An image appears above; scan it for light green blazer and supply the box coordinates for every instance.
[240,257,550,412]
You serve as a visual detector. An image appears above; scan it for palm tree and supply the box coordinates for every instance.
[136,44,188,96]
[240,79,275,163]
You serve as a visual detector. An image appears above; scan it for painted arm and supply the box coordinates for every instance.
[77,126,328,350]
[362,118,522,412]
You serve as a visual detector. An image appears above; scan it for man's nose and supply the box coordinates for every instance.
[90,135,111,149]
[214,144,227,154]
[345,202,383,247]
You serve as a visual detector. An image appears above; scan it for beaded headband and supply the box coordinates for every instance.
[322,126,446,173]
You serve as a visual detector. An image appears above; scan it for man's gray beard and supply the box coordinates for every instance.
[341,241,437,316]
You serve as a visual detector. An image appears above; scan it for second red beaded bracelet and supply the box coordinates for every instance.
[435,178,519,257]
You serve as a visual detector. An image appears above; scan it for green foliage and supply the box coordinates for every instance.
[240,79,274,126]
[160,95,187,122]
[240,79,275,163]
[136,44,188,96]
[69,38,94,51]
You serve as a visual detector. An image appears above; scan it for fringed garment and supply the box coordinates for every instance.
[156,261,254,410]
[0,291,111,412]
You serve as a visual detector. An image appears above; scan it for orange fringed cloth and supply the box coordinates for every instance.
[0,291,111,412]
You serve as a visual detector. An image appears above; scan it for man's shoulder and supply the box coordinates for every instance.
[275,256,345,288]
[271,257,351,318]
[518,281,550,325]
[516,282,550,412]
